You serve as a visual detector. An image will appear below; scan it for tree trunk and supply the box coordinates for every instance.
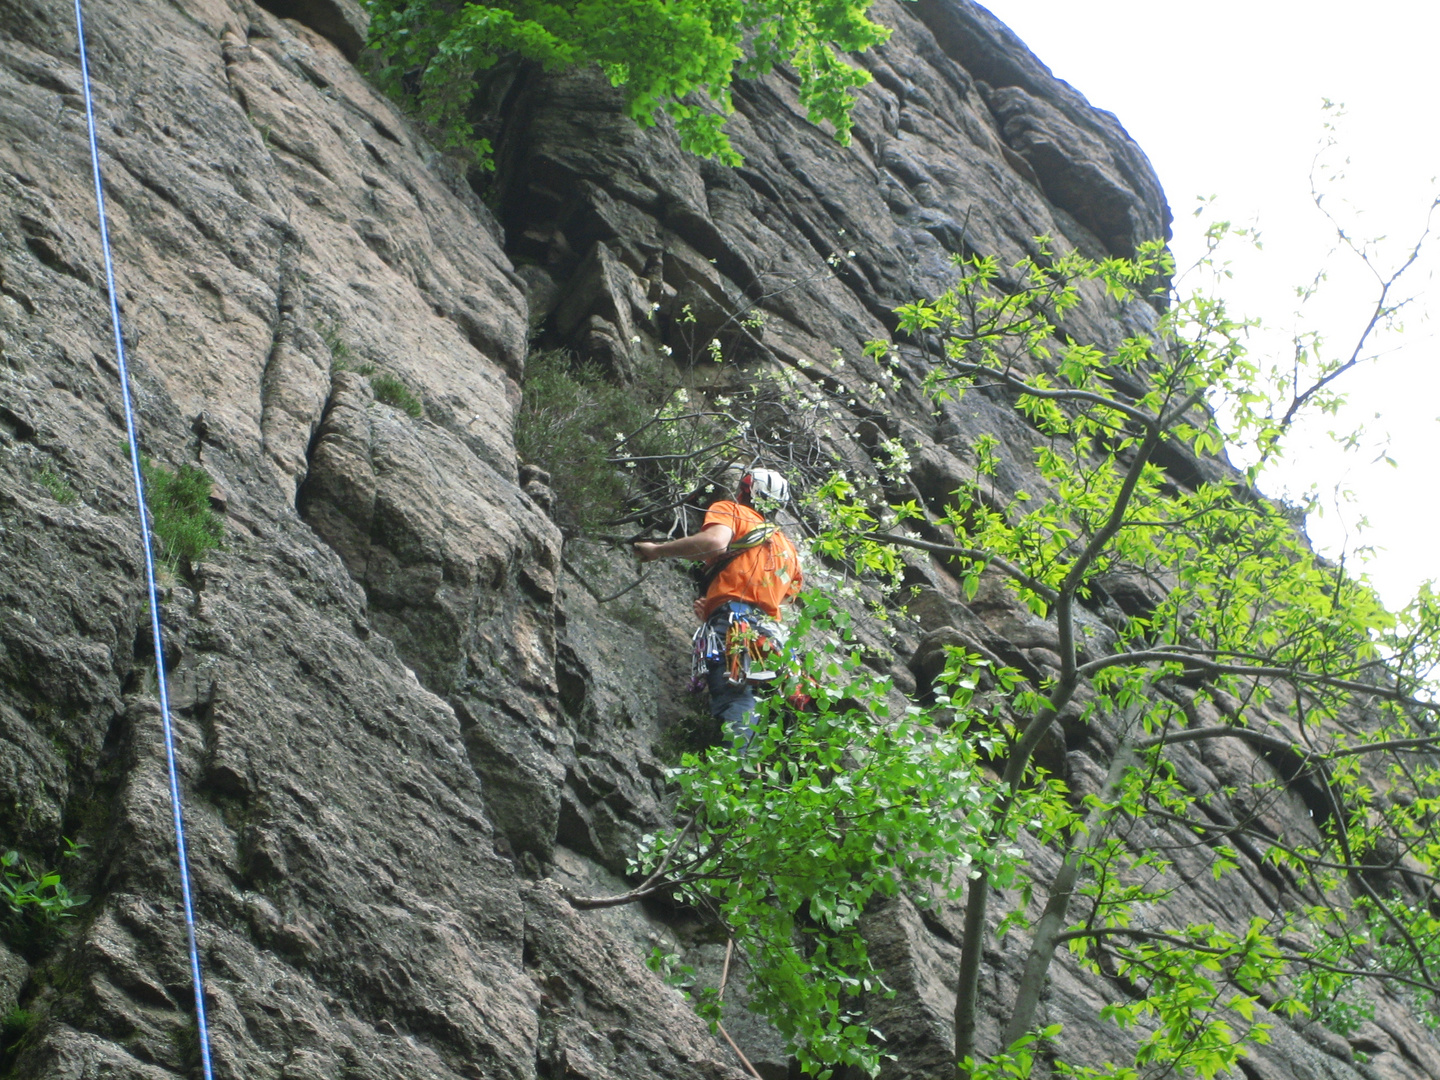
[953,868,990,1066]
[1000,729,1138,1049]
[951,693,1070,1070]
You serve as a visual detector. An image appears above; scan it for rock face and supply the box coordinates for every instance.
[0,0,1434,1079]
[0,0,719,1076]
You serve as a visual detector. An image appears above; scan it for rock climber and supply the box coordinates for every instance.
[633,468,803,749]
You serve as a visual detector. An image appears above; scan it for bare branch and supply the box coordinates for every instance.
[1275,193,1439,435]
[608,438,740,465]
[1143,806,1440,887]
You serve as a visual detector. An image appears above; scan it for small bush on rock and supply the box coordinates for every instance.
[516,350,702,533]
[0,843,87,956]
[365,0,889,167]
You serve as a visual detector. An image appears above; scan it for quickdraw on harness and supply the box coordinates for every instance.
[689,602,789,691]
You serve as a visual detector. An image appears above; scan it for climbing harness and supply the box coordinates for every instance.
[73,4,216,1076]
[689,601,788,690]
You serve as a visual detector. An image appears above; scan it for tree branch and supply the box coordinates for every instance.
[566,817,704,909]
[1002,711,1142,1047]
[1276,193,1438,434]
[1078,649,1440,711]
[1054,926,1440,997]
[1143,806,1440,887]
[864,531,1058,603]
[608,438,739,465]
[940,362,1157,427]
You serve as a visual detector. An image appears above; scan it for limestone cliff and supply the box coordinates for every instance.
[0,0,1434,1077]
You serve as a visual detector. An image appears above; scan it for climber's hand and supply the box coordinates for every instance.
[633,542,660,562]
[693,598,707,621]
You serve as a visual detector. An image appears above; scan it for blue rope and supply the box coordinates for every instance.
[72,3,216,1076]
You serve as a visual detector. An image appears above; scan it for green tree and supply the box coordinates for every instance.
[571,226,1440,1079]
[846,233,1440,1075]
[569,594,1012,1076]
[363,0,889,166]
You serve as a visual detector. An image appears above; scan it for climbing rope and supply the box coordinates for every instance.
[72,2,216,1076]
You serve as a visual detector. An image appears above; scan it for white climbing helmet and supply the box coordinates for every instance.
[743,468,790,507]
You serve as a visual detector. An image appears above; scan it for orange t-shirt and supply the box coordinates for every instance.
[699,501,803,620]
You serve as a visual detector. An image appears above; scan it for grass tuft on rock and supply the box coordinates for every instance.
[370,373,423,417]
[35,466,76,505]
[0,842,87,959]
[140,457,225,572]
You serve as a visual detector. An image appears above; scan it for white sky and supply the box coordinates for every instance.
[973,0,1439,611]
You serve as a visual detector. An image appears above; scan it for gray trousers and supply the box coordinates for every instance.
[706,658,760,751]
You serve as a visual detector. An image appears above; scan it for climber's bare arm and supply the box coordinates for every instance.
[633,524,733,563]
